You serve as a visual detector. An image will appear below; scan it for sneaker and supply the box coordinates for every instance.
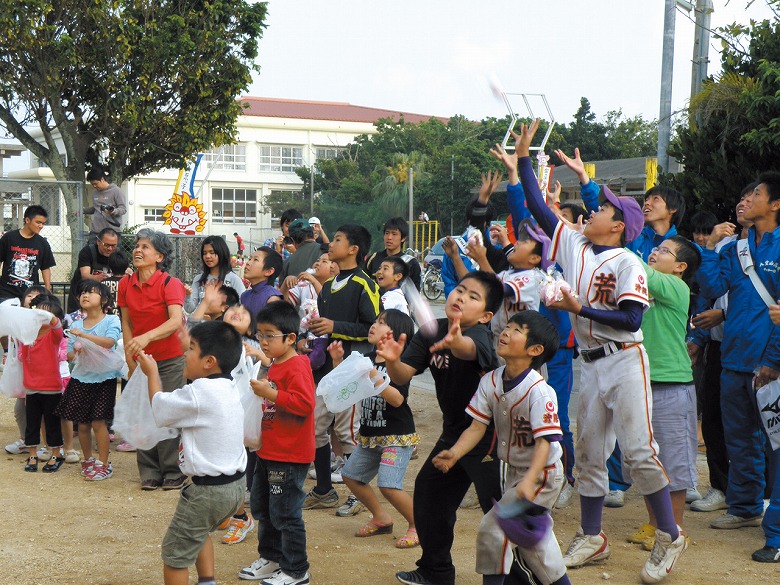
[555,483,576,509]
[563,527,610,568]
[260,569,310,585]
[752,545,780,562]
[710,512,763,529]
[221,516,256,544]
[239,557,280,580]
[690,488,728,512]
[628,523,656,544]
[336,494,365,517]
[685,487,702,503]
[85,461,113,481]
[396,570,435,584]
[64,449,80,464]
[642,534,690,552]
[307,467,317,480]
[331,456,345,484]
[37,446,51,459]
[640,527,687,583]
[303,487,339,509]
[604,489,625,508]
[80,457,96,476]
[116,440,136,452]
[4,439,28,455]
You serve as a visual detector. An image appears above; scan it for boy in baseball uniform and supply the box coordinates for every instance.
[433,310,570,585]
[492,120,685,584]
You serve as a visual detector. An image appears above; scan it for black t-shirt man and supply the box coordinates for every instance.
[0,228,56,301]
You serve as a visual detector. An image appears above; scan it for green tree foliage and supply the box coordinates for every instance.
[666,3,780,223]
[0,0,267,244]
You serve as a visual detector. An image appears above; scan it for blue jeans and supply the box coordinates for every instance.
[547,347,575,485]
[250,459,309,578]
[721,369,765,518]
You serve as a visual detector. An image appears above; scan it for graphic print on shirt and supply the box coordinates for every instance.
[10,248,37,286]
[591,272,617,306]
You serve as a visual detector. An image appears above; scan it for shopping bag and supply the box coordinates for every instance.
[0,339,25,398]
[0,300,53,344]
[757,378,780,451]
[316,351,382,413]
[241,390,264,451]
[112,367,178,450]
[70,334,128,380]
[231,348,254,398]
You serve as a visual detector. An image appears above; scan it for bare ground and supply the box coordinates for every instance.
[0,385,775,585]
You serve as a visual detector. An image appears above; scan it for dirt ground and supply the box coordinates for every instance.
[0,384,776,585]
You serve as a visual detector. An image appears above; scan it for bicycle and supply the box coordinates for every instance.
[421,258,444,301]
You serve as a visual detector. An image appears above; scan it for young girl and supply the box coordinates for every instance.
[184,236,246,313]
[328,309,420,549]
[55,281,122,480]
[22,295,66,472]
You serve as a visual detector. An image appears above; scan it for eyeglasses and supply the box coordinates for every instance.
[256,333,289,341]
[651,246,677,259]
[98,239,118,249]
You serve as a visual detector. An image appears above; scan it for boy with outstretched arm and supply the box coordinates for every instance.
[136,320,247,585]
[377,270,503,585]
[433,311,569,585]
[492,120,685,584]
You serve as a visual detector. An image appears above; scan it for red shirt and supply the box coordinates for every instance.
[117,270,185,361]
[258,355,316,464]
[21,323,64,392]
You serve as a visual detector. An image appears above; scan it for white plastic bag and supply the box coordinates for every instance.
[242,391,264,450]
[0,339,25,398]
[0,300,52,344]
[231,348,254,398]
[70,334,128,380]
[757,378,780,451]
[316,351,383,413]
[112,367,178,450]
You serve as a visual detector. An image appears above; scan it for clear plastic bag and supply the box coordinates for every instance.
[69,334,128,380]
[112,367,179,450]
[0,339,25,398]
[0,299,53,345]
[316,351,382,413]
[241,391,264,450]
[539,267,574,306]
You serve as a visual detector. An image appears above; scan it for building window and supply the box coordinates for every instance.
[201,144,246,171]
[259,145,304,172]
[143,208,167,222]
[316,147,344,160]
[212,187,257,224]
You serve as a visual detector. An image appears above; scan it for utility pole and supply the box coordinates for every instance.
[691,0,712,99]
[450,153,454,235]
[657,0,678,174]
[408,166,414,249]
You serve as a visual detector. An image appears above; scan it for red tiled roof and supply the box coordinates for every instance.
[239,97,447,124]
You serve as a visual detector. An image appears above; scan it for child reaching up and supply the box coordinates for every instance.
[329,309,420,549]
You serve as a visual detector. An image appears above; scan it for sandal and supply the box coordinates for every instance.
[395,528,419,549]
[42,456,65,473]
[355,519,393,537]
[24,456,38,472]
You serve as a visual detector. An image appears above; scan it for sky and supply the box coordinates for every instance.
[250,0,776,123]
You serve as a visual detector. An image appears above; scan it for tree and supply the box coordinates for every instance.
[0,0,267,247]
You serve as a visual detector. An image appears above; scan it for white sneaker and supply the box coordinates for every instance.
[555,483,576,509]
[336,494,365,517]
[307,467,317,480]
[604,489,625,508]
[690,488,727,512]
[685,487,702,503]
[260,569,310,585]
[563,528,610,568]
[37,446,51,459]
[4,439,28,455]
[640,527,687,583]
[331,456,345,484]
[239,557,280,580]
[710,512,763,529]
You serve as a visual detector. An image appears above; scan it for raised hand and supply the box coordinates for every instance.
[479,170,505,203]
[554,148,589,183]
[707,222,736,249]
[547,180,563,205]
[429,317,462,353]
[489,223,510,247]
[442,236,460,258]
[375,331,407,363]
[513,119,541,158]
[327,340,344,365]
[489,143,518,176]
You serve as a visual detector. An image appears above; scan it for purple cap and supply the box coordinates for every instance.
[493,498,552,549]
[598,185,644,243]
[524,223,552,271]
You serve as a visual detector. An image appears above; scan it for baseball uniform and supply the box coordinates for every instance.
[491,267,545,339]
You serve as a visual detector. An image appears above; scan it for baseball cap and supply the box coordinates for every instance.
[598,185,644,243]
[493,497,551,549]
[308,216,321,225]
[288,218,314,239]
[523,222,552,271]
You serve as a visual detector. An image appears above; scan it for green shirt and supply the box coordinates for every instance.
[641,263,693,383]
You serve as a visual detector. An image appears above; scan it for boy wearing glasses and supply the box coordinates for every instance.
[240,302,316,585]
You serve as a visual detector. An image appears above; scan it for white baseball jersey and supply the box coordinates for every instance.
[467,366,562,469]
[380,287,409,315]
[549,222,649,349]
[287,281,318,319]
[491,267,544,338]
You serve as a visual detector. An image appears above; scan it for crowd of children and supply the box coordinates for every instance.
[3,134,780,585]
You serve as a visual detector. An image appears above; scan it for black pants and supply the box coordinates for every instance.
[701,341,729,493]
[25,393,63,448]
[413,439,501,585]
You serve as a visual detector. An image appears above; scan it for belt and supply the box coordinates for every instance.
[580,342,624,364]
[192,470,245,486]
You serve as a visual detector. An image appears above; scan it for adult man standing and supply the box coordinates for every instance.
[84,168,126,242]
[0,204,55,301]
[280,219,324,282]
[67,227,125,312]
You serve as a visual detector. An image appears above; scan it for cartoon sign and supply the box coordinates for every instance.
[164,154,208,234]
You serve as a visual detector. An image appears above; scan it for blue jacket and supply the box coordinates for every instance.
[696,226,780,373]
[580,179,678,261]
